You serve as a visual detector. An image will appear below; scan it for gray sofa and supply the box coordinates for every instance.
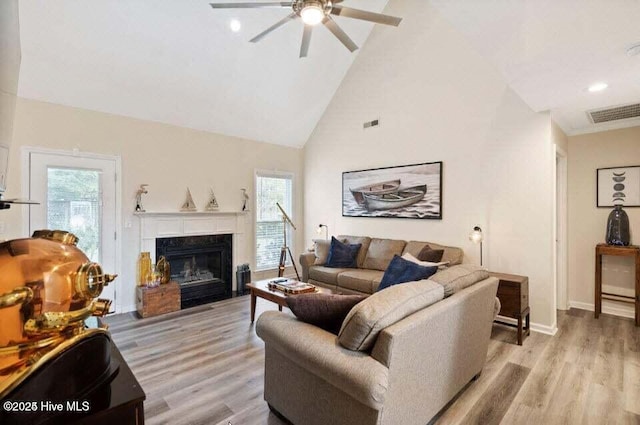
[256,276,499,425]
[299,235,464,294]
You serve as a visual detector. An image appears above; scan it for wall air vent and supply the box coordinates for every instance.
[588,103,640,124]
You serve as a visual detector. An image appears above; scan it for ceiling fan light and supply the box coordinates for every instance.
[301,5,324,26]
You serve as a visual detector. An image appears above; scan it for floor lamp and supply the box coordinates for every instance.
[469,226,483,266]
[276,202,300,280]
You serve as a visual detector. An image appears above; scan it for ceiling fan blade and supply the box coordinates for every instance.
[330,6,402,26]
[300,25,313,58]
[322,16,358,52]
[0,198,39,204]
[210,2,293,9]
[250,12,298,43]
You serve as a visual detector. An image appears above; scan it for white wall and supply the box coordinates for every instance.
[304,0,556,331]
[5,98,304,312]
[568,126,640,318]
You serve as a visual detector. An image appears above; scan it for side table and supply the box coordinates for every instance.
[489,272,530,345]
[595,243,640,326]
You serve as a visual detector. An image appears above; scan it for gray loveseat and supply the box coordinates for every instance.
[299,235,464,294]
[256,275,499,425]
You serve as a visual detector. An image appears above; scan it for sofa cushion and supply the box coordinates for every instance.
[326,237,361,268]
[338,280,445,351]
[377,255,438,291]
[338,235,371,268]
[363,238,407,271]
[337,269,385,294]
[286,293,367,334]
[403,241,463,265]
[429,264,490,297]
[309,266,351,285]
[417,245,445,262]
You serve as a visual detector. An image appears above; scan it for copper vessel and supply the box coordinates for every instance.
[0,230,116,397]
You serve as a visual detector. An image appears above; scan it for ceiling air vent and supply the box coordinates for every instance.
[588,103,640,124]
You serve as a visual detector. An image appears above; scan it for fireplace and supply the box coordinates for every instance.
[156,234,232,308]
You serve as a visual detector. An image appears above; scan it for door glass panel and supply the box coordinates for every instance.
[47,167,102,262]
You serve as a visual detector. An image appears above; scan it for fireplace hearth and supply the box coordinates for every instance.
[156,234,232,308]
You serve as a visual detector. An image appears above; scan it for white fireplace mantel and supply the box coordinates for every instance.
[135,211,249,290]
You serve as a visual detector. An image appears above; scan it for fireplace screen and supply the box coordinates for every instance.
[171,253,221,286]
[156,234,232,308]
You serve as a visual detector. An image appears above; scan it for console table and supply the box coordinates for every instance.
[489,272,530,345]
[595,243,640,326]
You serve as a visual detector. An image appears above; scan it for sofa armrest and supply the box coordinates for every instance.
[370,277,498,424]
[256,311,389,409]
[299,252,316,282]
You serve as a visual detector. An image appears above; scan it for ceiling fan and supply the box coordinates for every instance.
[209,0,402,57]
[0,194,39,210]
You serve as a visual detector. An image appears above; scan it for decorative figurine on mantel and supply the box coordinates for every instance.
[241,188,249,211]
[205,188,219,211]
[135,184,148,212]
[181,188,197,211]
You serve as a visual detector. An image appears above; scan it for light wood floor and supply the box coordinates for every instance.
[105,296,640,425]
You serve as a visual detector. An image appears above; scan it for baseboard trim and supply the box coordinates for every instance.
[495,315,558,336]
[121,303,137,314]
[568,300,635,319]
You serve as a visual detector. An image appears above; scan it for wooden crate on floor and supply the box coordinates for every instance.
[136,281,180,318]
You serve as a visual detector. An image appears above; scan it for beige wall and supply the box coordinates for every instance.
[568,126,640,317]
[5,98,304,312]
[304,0,557,331]
[0,0,21,159]
[552,121,568,153]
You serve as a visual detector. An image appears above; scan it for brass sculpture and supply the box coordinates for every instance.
[0,230,116,398]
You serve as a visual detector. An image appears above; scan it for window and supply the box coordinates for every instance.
[255,171,294,271]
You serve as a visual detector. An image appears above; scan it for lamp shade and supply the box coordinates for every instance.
[469,226,483,243]
[317,224,328,240]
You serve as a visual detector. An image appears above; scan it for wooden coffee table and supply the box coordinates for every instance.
[247,279,333,323]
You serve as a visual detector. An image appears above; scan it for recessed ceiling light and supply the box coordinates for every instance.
[230,19,241,32]
[588,82,608,92]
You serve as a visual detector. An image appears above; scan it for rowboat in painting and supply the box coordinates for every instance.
[362,184,427,211]
[349,179,401,205]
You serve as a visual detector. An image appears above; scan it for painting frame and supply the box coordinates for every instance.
[596,165,640,207]
[342,161,443,220]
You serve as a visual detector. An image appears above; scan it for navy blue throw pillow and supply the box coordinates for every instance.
[377,255,438,291]
[325,236,361,268]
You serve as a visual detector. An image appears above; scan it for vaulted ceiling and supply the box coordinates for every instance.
[17,0,389,147]
[16,1,640,147]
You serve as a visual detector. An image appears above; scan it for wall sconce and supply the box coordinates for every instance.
[469,226,483,266]
[316,224,329,240]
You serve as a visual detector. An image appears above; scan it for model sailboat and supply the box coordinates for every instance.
[181,188,197,211]
[205,189,219,211]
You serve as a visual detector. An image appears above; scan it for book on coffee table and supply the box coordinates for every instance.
[267,279,316,294]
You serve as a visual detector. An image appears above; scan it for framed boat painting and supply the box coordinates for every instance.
[597,165,640,207]
[342,161,442,219]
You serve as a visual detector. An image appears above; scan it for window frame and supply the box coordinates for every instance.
[254,169,296,272]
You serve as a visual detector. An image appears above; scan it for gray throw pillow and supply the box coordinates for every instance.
[287,293,367,334]
[314,239,332,265]
[417,244,445,262]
